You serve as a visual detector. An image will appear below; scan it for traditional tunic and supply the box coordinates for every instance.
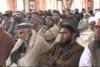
[76,28,94,47]
[39,24,60,45]
[6,30,50,66]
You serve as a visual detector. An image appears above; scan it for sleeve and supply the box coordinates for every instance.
[79,47,92,67]
[39,42,58,66]
[55,48,84,67]
[7,21,15,35]
[17,35,51,66]
[49,25,60,38]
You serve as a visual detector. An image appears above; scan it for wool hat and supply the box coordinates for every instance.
[60,21,79,37]
[94,12,100,26]
[95,11,100,21]
[16,23,33,30]
[60,22,76,33]
[88,17,95,23]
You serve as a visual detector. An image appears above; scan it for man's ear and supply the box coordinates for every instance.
[72,33,76,39]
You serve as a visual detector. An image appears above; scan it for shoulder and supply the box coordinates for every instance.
[50,24,59,30]
[49,24,60,37]
[74,41,84,51]
[0,30,11,38]
[88,40,95,51]
[33,31,50,46]
[88,40,95,48]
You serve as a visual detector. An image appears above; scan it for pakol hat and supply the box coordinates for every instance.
[16,23,33,30]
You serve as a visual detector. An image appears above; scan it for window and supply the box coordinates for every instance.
[29,0,35,12]
[17,0,24,11]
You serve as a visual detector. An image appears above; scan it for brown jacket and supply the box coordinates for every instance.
[39,40,84,67]
[0,29,15,66]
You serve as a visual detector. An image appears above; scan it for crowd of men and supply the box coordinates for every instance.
[0,8,100,66]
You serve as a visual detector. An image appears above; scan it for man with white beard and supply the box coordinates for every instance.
[79,12,100,66]
[6,23,50,66]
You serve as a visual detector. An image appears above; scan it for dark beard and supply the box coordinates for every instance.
[59,39,72,48]
[14,17,22,22]
[54,19,59,24]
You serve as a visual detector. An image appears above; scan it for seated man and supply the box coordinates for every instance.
[39,16,60,45]
[6,23,50,66]
[76,17,95,47]
[79,12,100,66]
[39,23,84,67]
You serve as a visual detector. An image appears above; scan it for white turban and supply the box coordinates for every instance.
[95,11,100,26]
[95,11,100,21]
[88,17,95,24]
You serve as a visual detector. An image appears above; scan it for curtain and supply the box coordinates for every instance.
[7,0,17,11]
[62,0,73,9]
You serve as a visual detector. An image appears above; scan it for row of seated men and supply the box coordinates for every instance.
[0,8,100,66]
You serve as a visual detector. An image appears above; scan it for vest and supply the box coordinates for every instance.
[88,40,100,66]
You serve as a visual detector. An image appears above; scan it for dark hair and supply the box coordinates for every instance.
[45,16,54,22]
[52,10,60,15]
[32,11,39,16]
[61,23,80,37]
[3,14,11,17]
[61,24,75,33]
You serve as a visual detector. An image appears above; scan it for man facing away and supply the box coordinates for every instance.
[0,24,15,67]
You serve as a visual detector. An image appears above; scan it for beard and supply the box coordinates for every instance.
[14,17,22,22]
[53,18,59,23]
[58,39,72,48]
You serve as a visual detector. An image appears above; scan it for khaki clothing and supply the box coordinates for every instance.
[78,19,89,34]
[39,24,60,44]
[35,24,43,32]
[76,29,94,47]
[6,30,50,66]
